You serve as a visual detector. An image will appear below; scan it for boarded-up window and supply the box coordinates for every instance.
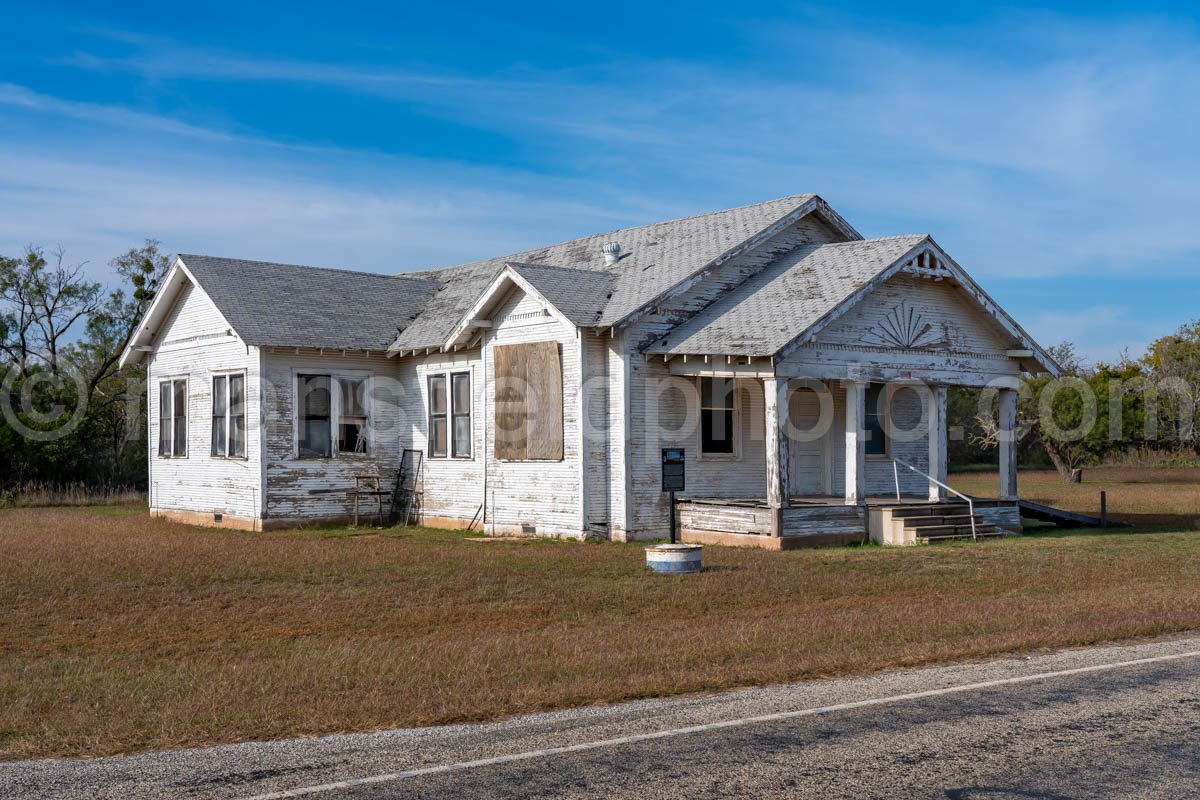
[494,341,563,461]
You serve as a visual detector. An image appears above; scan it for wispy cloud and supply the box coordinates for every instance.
[8,9,1200,362]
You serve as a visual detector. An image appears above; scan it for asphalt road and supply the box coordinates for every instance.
[5,636,1199,800]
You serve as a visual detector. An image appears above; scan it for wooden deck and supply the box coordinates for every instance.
[677,496,1021,549]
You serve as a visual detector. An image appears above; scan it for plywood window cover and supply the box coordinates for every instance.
[493,341,563,461]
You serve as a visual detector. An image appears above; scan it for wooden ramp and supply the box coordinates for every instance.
[1017,499,1130,529]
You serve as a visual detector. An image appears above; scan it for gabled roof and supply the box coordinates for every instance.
[390,194,859,352]
[645,236,929,358]
[180,255,440,351]
[505,262,618,326]
[120,255,441,365]
[644,235,1060,376]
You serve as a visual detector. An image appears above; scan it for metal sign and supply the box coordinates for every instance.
[661,448,685,493]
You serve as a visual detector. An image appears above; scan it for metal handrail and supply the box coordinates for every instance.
[889,457,977,541]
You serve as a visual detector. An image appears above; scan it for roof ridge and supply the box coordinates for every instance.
[396,194,817,278]
[180,253,435,283]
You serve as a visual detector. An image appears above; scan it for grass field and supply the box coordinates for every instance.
[952,466,1200,530]
[3,476,1200,760]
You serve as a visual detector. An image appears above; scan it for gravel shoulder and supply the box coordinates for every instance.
[4,634,1200,800]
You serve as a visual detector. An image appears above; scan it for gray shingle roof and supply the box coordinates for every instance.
[179,254,439,351]
[391,194,829,351]
[506,262,617,326]
[644,235,929,357]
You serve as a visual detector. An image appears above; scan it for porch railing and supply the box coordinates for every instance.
[889,457,977,541]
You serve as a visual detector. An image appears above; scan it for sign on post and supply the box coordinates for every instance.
[661,448,685,492]
[662,448,685,543]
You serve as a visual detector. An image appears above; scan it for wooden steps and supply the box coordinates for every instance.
[873,501,1010,545]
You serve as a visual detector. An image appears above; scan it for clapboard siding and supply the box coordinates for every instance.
[401,349,486,524]
[619,217,847,538]
[583,331,610,532]
[818,272,1015,354]
[827,386,927,497]
[261,350,401,521]
[147,281,262,521]
[781,505,866,537]
[482,286,583,536]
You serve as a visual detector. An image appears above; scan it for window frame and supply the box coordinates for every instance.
[211,371,248,460]
[157,376,189,458]
[292,371,373,459]
[427,368,474,460]
[698,376,740,460]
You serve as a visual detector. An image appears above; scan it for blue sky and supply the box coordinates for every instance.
[3,1,1200,363]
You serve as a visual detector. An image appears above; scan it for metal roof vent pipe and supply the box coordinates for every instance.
[602,242,621,266]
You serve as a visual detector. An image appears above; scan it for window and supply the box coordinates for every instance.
[158,378,187,457]
[338,378,368,454]
[864,383,888,455]
[298,374,332,457]
[211,374,246,458]
[297,374,370,458]
[428,372,471,459]
[700,377,735,455]
[428,375,447,458]
[451,372,472,458]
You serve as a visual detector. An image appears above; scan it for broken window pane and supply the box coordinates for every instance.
[337,377,368,454]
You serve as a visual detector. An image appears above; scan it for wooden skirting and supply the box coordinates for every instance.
[681,528,867,550]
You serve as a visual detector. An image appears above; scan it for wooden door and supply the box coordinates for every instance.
[788,386,830,496]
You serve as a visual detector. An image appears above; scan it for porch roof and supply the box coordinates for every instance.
[644,235,927,358]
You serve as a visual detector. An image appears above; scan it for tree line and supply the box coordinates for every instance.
[3,239,1199,491]
[0,242,169,492]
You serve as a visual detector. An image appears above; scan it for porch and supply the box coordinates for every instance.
[665,371,1022,548]
[676,495,1022,550]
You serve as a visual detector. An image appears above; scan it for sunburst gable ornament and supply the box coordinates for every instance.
[862,301,941,349]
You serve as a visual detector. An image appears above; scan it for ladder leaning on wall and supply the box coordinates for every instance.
[390,449,423,526]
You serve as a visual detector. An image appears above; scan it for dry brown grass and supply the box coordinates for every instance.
[0,482,144,509]
[2,502,1200,760]
[951,467,1200,529]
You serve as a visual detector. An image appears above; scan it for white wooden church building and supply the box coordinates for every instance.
[120,195,1058,548]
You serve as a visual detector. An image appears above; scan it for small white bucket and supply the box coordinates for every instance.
[645,543,703,574]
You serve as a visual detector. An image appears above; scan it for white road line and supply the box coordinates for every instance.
[239,649,1200,800]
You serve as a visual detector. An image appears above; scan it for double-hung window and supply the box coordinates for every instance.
[428,371,472,458]
[700,377,735,455]
[211,373,246,458]
[297,374,370,458]
[158,378,188,457]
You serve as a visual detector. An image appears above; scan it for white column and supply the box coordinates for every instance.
[998,387,1018,499]
[763,377,789,513]
[844,382,866,505]
[928,385,948,501]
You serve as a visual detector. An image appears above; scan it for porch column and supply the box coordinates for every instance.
[844,381,866,505]
[927,385,948,501]
[763,377,789,522]
[998,387,1018,499]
